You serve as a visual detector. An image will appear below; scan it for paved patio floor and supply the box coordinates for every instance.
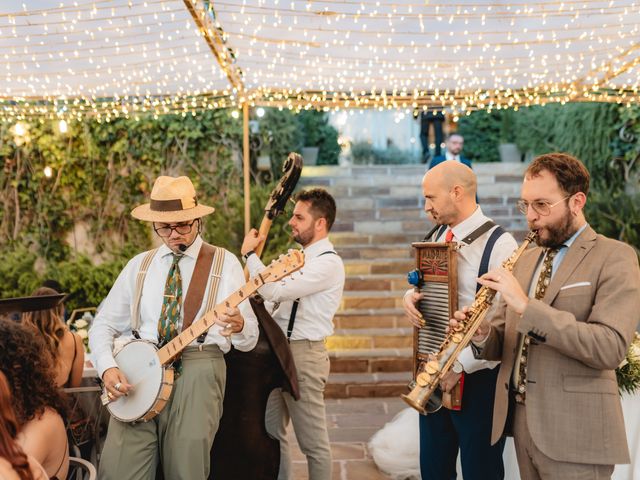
[289,397,407,480]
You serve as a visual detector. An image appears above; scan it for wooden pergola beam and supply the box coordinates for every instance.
[572,43,640,89]
[182,0,252,234]
[182,0,245,93]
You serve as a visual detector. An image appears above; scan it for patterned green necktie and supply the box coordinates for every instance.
[158,253,183,374]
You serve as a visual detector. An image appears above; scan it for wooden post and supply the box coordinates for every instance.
[243,102,250,235]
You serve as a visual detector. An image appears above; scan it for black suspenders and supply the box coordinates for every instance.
[428,221,507,293]
[286,250,337,342]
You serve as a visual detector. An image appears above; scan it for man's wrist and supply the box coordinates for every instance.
[514,296,529,316]
[242,250,255,263]
[472,326,491,347]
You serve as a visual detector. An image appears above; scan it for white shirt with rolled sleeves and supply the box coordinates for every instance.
[407,206,518,373]
[245,237,345,341]
[89,235,259,378]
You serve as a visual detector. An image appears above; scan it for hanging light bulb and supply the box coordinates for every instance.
[256,107,265,118]
[58,120,68,134]
[43,166,53,178]
[14,123,26,137]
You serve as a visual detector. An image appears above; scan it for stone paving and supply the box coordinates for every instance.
[288,397,407,480]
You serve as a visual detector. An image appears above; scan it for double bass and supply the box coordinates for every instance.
[210,153,303,480]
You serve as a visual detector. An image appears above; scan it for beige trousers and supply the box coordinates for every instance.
[99,345,226,480]
[266,340,332,480]
[513,403,614,480]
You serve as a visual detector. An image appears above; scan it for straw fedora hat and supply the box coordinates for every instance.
[131,176,215,223]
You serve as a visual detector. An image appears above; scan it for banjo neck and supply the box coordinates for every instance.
[157,250,303,366]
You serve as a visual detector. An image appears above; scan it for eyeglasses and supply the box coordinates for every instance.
[516,195,571,216]
[153,220,198,237]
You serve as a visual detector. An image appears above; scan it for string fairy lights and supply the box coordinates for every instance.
[0,0,639,122]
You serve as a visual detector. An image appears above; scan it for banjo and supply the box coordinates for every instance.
[102,250,304,423]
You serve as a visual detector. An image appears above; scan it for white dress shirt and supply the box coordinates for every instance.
[416,207,519,373]
[246,237,345,341]
[445,151,461,163]
[89,235,259,377]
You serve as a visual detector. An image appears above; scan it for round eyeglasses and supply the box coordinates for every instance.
[153,220,198,237]
[516,195,571,216]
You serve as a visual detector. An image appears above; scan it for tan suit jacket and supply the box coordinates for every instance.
[482,226,640,465]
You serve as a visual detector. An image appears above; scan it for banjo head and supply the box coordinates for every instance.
[108,340,165,422]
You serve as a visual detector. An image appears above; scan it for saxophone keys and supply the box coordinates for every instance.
[425,361,440,374]
[452,333,464,343]
[416,372,431,387]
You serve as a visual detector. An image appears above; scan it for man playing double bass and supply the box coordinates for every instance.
[242,188,345,480]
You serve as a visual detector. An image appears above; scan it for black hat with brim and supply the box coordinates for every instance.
[0,293,66,315]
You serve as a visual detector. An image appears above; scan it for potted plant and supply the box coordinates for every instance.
[297,111,340,165]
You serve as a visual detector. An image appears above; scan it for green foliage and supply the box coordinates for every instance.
[512,103,620,189]
[350,140,374,164]
[585,188,640,256]
[350,140,418,164]
[0,109,298,308]
[0,109,244,259]
[0,246,41,298]
[202,180,294,263]
[257,109,302,173]
[610,106,640,196]
[616,333,640,395]
[457,110,503,162]
[297,110,340,165]
[50,252,132,312]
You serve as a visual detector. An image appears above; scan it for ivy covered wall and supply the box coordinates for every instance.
[0,108,339,309]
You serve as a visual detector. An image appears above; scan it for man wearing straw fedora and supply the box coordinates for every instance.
[89,175,259,480]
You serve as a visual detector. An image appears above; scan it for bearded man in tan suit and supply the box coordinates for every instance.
[452,152,640,479]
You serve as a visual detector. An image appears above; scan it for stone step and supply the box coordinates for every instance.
[343,258,414,275]
[301,166,526,189]
[327,327,413,350]
[340,291,406,310]
[302,163,527,178]
[338,246,413,261]
[344,274,407,292]
[330,232,425,246]
[325,371,412,399]
[333,309,409,330]
[334,217,527,235]
[329,348,413,373]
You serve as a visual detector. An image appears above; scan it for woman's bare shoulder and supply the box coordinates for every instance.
[22,406,65,436]
[27,455,49,480]
[0,458,21,480]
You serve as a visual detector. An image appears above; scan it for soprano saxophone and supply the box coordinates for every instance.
[401,230,538,414]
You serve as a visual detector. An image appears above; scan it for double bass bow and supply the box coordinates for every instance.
[210,153,303,480]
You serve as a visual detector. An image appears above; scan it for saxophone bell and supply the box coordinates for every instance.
[401,383,443,415]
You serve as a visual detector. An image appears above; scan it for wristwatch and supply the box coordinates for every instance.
[242,250,255,263]
[452,361,464,374]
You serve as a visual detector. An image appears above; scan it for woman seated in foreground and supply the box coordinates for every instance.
[0,370,47,480]
[22,286,84,388]
[0,319,69,479]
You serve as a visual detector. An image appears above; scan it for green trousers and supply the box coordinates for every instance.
[99,345,225,480]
